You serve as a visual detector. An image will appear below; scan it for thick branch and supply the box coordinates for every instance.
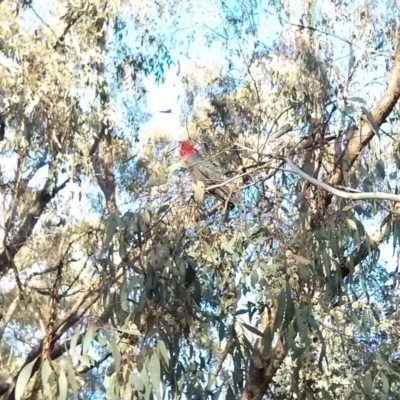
[328,24,400,190]
[268,124,293,141]
[241,303,287,400]
[0,179,69,277]
[240,338,286,400]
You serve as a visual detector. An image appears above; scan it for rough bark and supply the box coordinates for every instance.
[324,25,400,209]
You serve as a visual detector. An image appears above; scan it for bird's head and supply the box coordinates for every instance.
[178,141,196,159]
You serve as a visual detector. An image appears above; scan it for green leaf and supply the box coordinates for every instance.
[241,332,255,355]
[151,164,167,184]
[110,337,121,373]
[351,311,360,327]
[123,383,133,400]
[67,363,79,400]
[95,333,107,347]
[282,282,295,331]
[192,181,205,201]
[302,162,315,175]
[250,269,259,287]
[157,205,170,215]
[273,288,286,332]
[218,322,225,342]
[156,340,169,366]
[15,357,38,400]
[148,353,161,400]
[107,375,118,400]
[222,236,235,254]
[120,276,128,312]
[348,96,365,104]
[104,213,120,249]
[341,205,353,212]
[321,389,335,400]
[57,370,68,400]
[139,364,149,391]
[226,386,235,400]
[294,307,310,346]
[348,42,355,74]
[76,354,92,367]
[242,322,264,337]
[70,330,81,354]
[361,309,368,334]
[376,160,385,178]
[82,325,94,355]
[344,104,355,115]
[346,218,358,232]
[361,106,379,135]
[394,150,400,169]
[168,162,182,177]
[380,371,389,398]
[41,359,52,386]
[206,372,216,391]
[362,371,373,397]
[130,375,144,392]
[119,240,127,259]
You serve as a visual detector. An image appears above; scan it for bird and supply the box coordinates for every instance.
[178,140,240,209]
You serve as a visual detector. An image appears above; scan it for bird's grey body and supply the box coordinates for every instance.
[182,149,240,206]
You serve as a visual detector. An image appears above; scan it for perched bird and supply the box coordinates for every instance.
[179,140,240,208]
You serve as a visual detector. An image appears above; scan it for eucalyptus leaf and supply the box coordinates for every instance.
[192,180,205,201]
[15,357,38,400]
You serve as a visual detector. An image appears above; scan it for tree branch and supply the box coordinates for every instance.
[327,24,400,194]
[0,179,69,277]
[284,156,400,202]
[241,302,287,400]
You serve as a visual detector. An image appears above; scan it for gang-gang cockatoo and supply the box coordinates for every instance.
[179,140,241,209]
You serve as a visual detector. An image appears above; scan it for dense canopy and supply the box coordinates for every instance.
[1,0,400,399]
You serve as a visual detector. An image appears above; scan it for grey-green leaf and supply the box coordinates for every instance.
[192,181,205,201]
[57,370,68,400]
[110,337,121,373]
[156,340,169,366]
[15,357,38,400]
[148,353,161,400]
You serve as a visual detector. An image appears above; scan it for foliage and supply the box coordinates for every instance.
[1,0,400,399]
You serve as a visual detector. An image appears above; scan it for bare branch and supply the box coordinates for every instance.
[268,124,293,141]
[284,156,400,202]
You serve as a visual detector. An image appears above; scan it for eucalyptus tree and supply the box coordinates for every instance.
[1,0,400,399]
